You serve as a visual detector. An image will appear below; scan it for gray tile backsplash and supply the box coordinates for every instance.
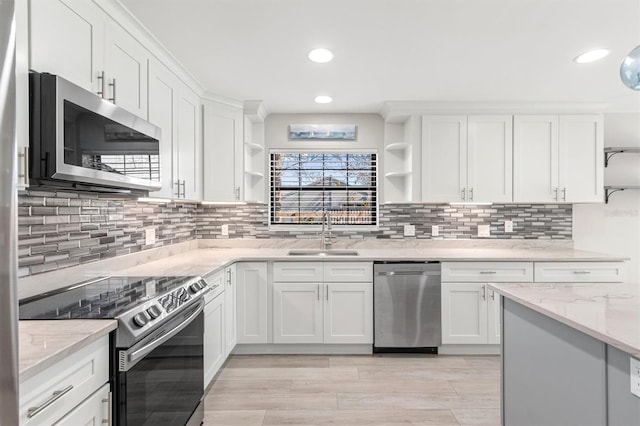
[18,189,572,277]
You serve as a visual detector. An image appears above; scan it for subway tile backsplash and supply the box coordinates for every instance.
[17,189,572,277]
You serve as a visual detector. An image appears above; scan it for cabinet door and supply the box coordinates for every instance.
[236,262,269,344]
[176,86,203,200]
[467,115,513,203]
[487,290,501,345]
[204,294,225,389]
[513,115,559,202]
[103,21,149,118]
[224,264,237,356]
[558,115,604,203]
[202,100,244,201]
[30,0,105,93]
[273,283,323,344]
[16,0,29,189]
[324,283,373,344]
[53,383,110,426]
[441,282,488,344]
[148,59,179,199]
[421,116,467,202]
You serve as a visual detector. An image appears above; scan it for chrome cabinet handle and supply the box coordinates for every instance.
[97,71,106,98]
[480,271,497,275]
[18,146,28,184]
[481,285,486,301]
[227,268,232,285]
[553,187,558,201]
[325,284,328,301]
[108,78,116,103]
[317,284,320,301]
[174,180,181,198]
[180,180,186,198]
[562,187,567,202]
[27,385,74,418]
[235,186,241,200]
[101,391,112,425]
[461,188,466,201]
[469,187,474,202]
[573,270,591,274]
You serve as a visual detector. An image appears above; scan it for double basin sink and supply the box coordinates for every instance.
[287,249,359,256]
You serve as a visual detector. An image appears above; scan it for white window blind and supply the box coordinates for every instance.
[270,151,377,226]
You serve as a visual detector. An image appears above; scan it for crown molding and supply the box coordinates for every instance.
[244,100,269,122]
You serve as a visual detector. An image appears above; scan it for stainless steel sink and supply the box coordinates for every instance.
[287,249,359,256]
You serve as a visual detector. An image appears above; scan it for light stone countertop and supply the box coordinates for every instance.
[488,282,640,358]
[119,246,628,278]
[19,320,117,383]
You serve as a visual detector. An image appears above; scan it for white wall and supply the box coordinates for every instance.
[265,113,383,151]
[573,113,640,283]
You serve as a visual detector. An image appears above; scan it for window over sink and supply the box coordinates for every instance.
[269,151,377,226]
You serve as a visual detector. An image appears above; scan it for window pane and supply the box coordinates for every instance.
[270,151,377,226]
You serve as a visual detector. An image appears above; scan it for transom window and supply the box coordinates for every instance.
[270,151,377,226]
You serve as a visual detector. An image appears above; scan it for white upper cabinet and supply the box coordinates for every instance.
[177,87,203,200]
[30,0,105,93]
[422,115,467,202]
[202,100,244,202]
[558,115,604,203]
[103,21,149,118]
[422,115,512,203]
[148,60,202,200]
[514,114,603,203]
[30,0,150,117]
[467,116,513,203]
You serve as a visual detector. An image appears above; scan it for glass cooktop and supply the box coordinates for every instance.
[19,276,197,320]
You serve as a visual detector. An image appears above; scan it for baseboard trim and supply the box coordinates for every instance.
[438,344,500,355]
[233,344,373,355]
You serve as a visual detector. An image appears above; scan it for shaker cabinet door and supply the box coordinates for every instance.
[441,282,488,344]
[273,283,323,344]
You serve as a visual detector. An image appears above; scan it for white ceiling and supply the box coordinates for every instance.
[120,0,640,114]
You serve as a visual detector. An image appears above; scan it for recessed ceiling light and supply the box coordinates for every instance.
[308,48,334,63]
[314,95,333,104]
[574,48,610,64]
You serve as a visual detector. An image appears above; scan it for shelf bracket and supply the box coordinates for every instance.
[605,188,625,204]
[605,150,625,167]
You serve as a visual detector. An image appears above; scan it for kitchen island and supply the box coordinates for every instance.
[489,282,640,425]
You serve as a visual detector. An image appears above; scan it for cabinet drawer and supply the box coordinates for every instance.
[53,383,110,426]
[442,262,534,282]
[324,262,373,282]
[273,262,323,282]
[534,262,626,283]
[20,335,109,426]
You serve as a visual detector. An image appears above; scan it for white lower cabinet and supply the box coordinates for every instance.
[204,290,225,389]
[236,262,269,344]
[273,281,373,345]
[19,336,109,426]
[442,282,501,345]
[224,264,237,357]
[273,283,324,344]
[53,383,111,426]
[324,283,373,344]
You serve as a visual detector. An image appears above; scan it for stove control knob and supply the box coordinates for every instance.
[133,312,149,327]
[199,279,207,288]
[188,283,202,294]
[176,287,187,299]
[147,305,161,319]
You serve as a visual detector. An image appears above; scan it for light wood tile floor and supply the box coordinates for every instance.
[203,354,501,426]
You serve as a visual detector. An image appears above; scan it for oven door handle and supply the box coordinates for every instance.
[123,300,204,370]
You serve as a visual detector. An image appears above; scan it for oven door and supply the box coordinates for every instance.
[116,300,204,426]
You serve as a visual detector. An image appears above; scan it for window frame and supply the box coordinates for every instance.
[268,149,379,230]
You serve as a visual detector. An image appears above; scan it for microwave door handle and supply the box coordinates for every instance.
[124,300,204,369]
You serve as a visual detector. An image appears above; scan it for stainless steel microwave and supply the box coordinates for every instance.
[29,72,162,193]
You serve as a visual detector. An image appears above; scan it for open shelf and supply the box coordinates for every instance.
[604,147,640,167]
[385,171,412,178]
[384,143,410,152]
[604,185,640,203]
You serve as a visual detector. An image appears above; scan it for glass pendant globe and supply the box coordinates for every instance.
[620,45,640,90]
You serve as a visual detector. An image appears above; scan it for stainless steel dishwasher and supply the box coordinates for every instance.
[374,262,441,353]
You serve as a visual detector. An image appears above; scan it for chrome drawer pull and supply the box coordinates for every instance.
[27,385,74,418]
[479,271,497,274]
[573,270,591,274]
[102,391,112,425]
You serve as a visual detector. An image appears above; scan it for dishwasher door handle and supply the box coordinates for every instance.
[376,271,441,276]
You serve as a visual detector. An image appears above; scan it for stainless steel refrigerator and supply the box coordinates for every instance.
[0,0,19,423]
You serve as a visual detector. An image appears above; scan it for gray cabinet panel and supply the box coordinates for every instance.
[607,345,640,425]
[502,299,606,425]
